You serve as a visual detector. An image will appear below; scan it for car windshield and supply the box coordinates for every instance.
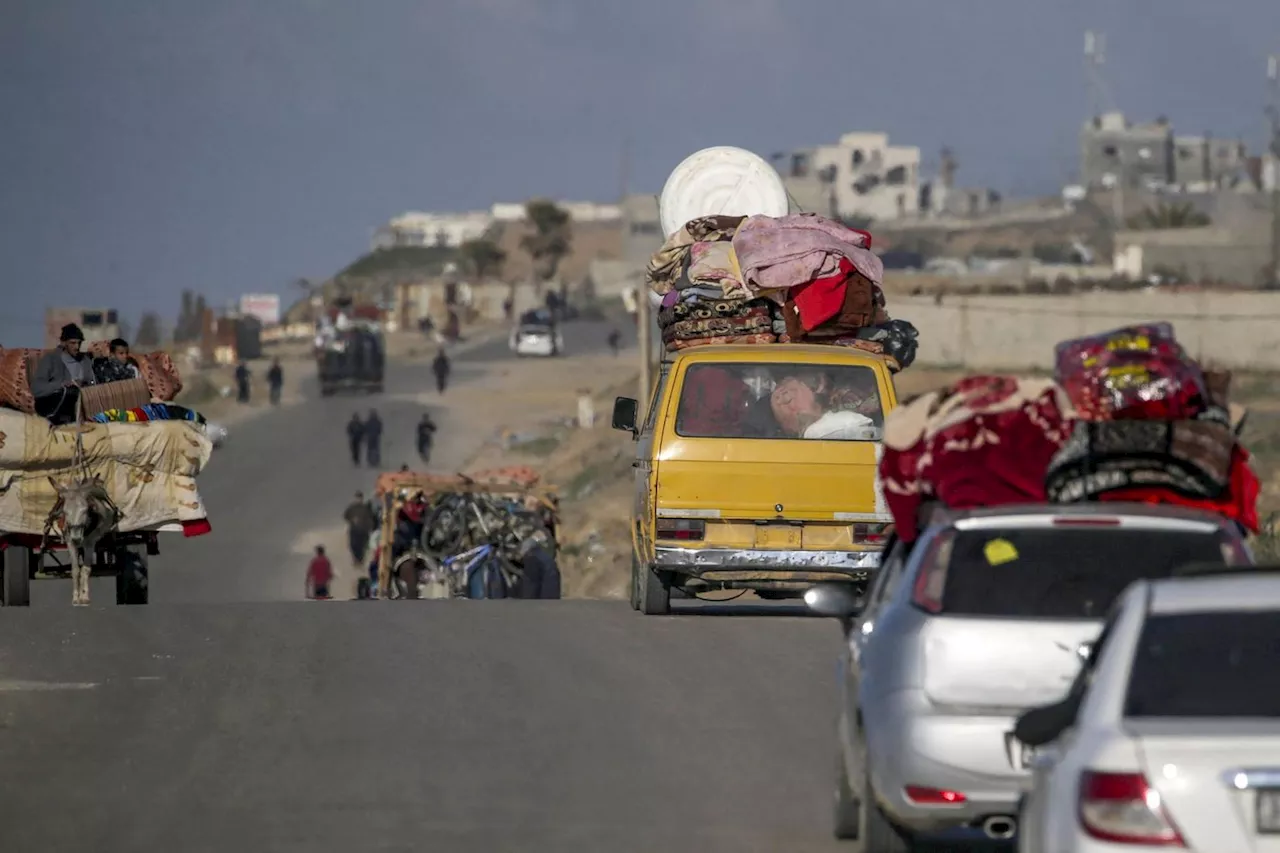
[1125,611,1280,718]
[673,362,883,441]
[520,326,550,335]
[934,527,1225,618]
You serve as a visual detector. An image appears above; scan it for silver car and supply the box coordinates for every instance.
[805,503,1252,851]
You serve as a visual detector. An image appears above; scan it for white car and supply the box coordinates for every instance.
[509,324,563,357]
[1016,566,1280,852]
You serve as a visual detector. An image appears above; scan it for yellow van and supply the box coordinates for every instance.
[611,344,898,615]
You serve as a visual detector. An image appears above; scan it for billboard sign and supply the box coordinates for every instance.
[239,293,281,326]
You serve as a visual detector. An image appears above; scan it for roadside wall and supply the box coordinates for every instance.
[898,291,1280,371]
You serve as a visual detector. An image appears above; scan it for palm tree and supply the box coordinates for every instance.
[1127,201,1211,230]
[520,198,572,292]
[458,237,507,281]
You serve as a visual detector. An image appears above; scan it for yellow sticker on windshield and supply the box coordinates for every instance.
[984,538,1019,566]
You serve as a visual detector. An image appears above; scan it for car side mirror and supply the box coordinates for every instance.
[612,396,639,436]
[804,582,864,620]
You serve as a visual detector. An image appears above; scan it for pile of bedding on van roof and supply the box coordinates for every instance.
[645,213,919,369]
[877,323,1261,543]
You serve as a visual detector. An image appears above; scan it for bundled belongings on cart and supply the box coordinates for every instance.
[646,213,919,370]
[1044,323,1259,533]
[372,466,559,599]
[0,408,215,539]
[879,376,1078,543]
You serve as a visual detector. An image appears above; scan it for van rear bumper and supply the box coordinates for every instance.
[653,546,881,589]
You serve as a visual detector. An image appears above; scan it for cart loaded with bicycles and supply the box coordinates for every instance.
[372,465,559,600]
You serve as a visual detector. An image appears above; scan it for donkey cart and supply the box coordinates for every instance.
[1,529,154,607]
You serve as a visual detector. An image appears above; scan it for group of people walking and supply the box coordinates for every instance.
[234,358,284,405]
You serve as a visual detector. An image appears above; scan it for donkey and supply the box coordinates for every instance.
[46,475,121,606]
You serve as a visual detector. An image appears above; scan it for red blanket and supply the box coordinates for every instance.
[880,376,1077,542]
[1054,324,1207,421]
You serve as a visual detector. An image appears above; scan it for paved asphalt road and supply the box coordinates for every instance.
[0,318,852,853]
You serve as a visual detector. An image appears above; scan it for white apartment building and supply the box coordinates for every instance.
[373,211,494,249]
[779,131,922,222]
[373,201,622,250]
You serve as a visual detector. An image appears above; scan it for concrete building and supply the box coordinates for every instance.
[1112,225,1273,285]
[621,193,662,269]
[1172,135,1249,189]
[1079,112,1174,190]
[776,131,922,222]
[490,201,622,223]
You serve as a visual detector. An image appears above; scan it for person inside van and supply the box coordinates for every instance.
[771,372,878,441]
[675,365,751,437]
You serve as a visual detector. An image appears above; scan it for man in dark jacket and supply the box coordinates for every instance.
[516,531,562,599]
[416,412,437,464]
[346,413,364,465]
[364,408,383,468]
[343,491,377,572]
[432,349,451,394]
[234,361,251,403]
[32,323,94,425]
[266,358,284,405]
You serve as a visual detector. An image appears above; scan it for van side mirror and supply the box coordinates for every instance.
[612,397,639,435]
[804,582,864,620]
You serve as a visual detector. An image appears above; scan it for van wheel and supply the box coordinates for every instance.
[628,553,641,611]
[637,565,670,615]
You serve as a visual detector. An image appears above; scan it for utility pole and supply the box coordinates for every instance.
[620,135,653,415]
[1267,54,1280,285]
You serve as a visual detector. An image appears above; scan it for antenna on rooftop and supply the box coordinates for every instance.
[1084,30,1117,119]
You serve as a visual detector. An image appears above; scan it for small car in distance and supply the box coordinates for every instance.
[509,323,563,357]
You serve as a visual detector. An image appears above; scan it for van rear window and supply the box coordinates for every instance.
[935,528,1223,618]
[674,362,883,441]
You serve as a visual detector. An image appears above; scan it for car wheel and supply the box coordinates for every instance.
[834,746,861,840]
[855,763,914,853]
[637,564,670,615]
[1,544,32,607]
[115,547,149,605]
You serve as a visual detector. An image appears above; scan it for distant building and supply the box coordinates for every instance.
[621,193,662,269]
[1172,135,1249,188]
[1079,112,1174,190]
[373,211,494,250]
[44,308,120,349]
[373,201,622,251]
[776,131,922,222]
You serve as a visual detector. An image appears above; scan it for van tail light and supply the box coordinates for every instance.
[656,518,705,542]
[1078,771,1185,846]
[853,522,889,545]
[910,530,955,615]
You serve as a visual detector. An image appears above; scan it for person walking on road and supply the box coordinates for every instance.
[516,530,562,599]
[343,491,377,595]
[235,361,252,404]
[432,349,451,395]
[306,545,333,600]
[267,358,284,405]
[416,412,438,464]
[364,408,384,468]
[347,412,365,466]
[607,328,621,357]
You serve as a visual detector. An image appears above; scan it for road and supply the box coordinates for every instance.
[0,317,849,853]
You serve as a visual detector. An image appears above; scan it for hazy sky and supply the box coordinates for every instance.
[2,0,1278,346]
